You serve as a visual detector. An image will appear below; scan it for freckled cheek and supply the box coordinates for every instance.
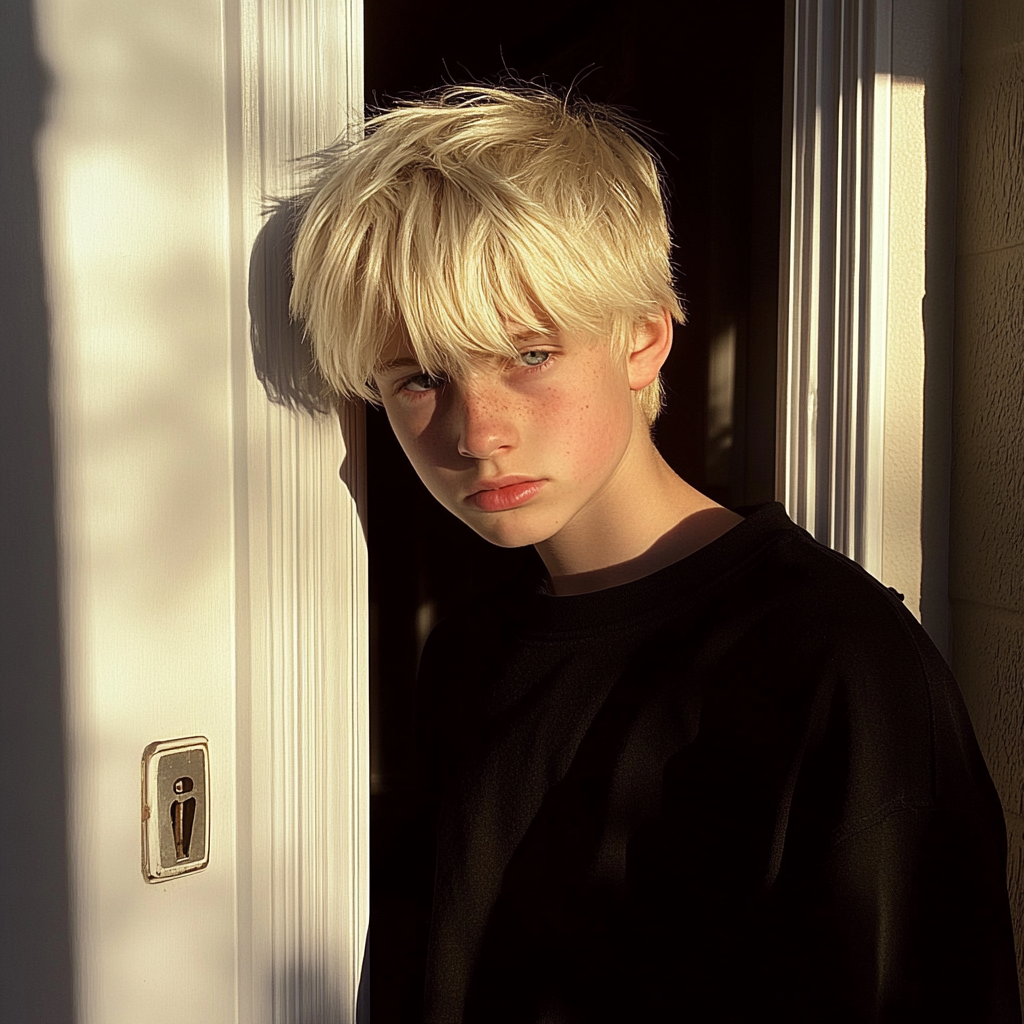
[531,380,629,478]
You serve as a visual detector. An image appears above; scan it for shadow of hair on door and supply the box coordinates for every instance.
[249,198,367,539]
[248,198,335,417]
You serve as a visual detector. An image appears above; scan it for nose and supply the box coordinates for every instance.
[453,378,517,460]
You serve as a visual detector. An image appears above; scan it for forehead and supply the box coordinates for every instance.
[370,327,424,377]
[374,334,417,372]
[372,332,443,378]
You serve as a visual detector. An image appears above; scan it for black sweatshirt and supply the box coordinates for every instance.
[414,502,1020,1023]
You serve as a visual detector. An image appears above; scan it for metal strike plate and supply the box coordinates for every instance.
[141,737,210,882]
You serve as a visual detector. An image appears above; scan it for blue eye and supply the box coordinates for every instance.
[520,351,550,367]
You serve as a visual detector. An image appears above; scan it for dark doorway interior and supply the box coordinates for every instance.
[364,4,785,1018]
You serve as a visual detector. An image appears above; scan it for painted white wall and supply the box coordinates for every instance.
[882,71,928,620]
[32,0,366,1020]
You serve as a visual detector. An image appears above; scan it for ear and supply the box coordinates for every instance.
[627,308,673,391]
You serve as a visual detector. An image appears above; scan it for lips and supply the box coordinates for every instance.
[466,477,546,512]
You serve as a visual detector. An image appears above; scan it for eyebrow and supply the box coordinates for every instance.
[375,358,422,375]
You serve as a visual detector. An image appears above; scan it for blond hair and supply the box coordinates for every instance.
[289,85,684,424]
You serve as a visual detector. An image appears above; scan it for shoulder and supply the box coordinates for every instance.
[782,532,991,811]
[417,578,521,679]
[415,573,534,731]
[702,519,993,812]
[728,517,940,682]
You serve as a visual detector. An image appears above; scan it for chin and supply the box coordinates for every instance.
[461,512,557,551]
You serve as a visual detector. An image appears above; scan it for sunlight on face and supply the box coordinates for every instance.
[373,331,640,549]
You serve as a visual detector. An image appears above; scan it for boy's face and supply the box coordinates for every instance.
[373,329,644,550]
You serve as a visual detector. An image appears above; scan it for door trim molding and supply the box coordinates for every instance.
[777,0,892,578]
[229,0,368,1019]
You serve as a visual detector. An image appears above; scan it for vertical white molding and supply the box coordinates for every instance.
[864,1,891,578]
[778,0,892,578]
[228,0,367,1021]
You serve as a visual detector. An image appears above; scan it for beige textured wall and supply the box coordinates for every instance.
[950,0,1024,991]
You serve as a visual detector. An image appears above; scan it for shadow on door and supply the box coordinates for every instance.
[1,1,77,1020]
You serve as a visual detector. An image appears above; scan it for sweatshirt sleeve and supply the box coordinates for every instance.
[760,800,1022,1023]
[766,575,1023,1022]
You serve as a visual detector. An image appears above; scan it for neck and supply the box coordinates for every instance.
[535,430,742,597]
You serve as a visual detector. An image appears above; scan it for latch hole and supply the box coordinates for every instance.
[171,797,197,861]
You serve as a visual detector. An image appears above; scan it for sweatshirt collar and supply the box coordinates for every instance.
[510,502,800,636]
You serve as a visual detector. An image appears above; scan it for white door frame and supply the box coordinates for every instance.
[233,0,368,1019]
[777,0,893,581]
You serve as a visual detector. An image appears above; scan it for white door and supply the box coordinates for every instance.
[7,0,367,1021]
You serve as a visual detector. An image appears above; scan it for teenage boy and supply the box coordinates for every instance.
[290,86,1020,1023]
